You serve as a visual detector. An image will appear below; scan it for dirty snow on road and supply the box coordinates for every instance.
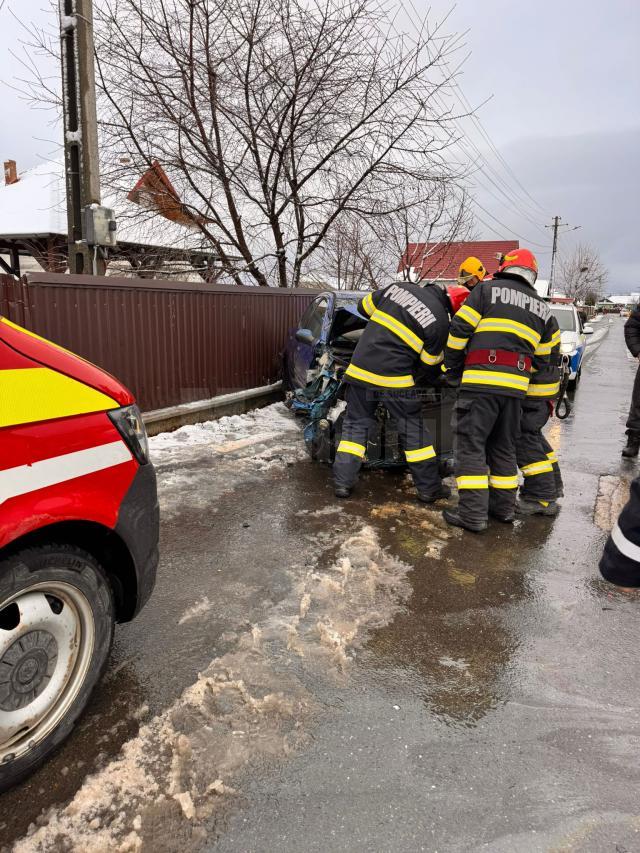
[12,522,435,852]
[10,401,458,852]
[149,403,306,519]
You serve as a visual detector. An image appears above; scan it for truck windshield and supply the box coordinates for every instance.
[550,307,576,332]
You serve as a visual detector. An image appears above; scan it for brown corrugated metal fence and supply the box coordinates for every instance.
[0,273,316,411]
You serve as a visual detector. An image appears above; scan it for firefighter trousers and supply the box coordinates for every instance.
[625,363,640,440]
[333,384,441,495]
[541,433,564,496]
[600,473,640,587]
[517,400,558,502]
[453,392,521,524]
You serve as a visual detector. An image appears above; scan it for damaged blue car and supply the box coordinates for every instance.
[283,290,454,469]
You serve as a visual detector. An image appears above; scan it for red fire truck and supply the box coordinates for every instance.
[0,317,159,789]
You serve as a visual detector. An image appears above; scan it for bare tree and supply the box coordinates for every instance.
[86,0,468,287]
[559,243,608,303]
[316,216,385,291]
[318,181,472,290]
[13,0,470,286]
[382,185,474,283]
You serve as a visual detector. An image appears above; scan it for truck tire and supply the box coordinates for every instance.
[0,545,114,792]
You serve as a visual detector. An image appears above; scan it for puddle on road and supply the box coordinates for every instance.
[365,492,544,729]
[12,524,418,853]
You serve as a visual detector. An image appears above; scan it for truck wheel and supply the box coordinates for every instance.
[0,546,114,792]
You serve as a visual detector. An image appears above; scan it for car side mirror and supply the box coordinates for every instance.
[295,328,316,345]
[583,324,594,334]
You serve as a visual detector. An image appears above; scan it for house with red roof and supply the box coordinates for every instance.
[397,240,520,283]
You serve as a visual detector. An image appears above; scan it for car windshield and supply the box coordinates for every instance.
[550,307,576,331]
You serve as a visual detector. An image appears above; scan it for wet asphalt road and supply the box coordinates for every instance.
[3,317,640,852]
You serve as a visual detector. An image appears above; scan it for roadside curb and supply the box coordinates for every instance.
[142,382,284,436]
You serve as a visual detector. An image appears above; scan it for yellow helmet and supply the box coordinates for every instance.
[458,257,486,286]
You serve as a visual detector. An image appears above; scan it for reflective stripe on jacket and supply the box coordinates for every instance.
[526,315,561,399]
[345,283,450,390]
[443,276,554,398]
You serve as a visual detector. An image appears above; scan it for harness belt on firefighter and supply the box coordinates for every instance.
[464,349,532,372]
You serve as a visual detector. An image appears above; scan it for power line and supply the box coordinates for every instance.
[397,0,552,226]
[427,84,549,230]
[383,1,553,254]
[401,0,551,220]
[451,82,549,216]
[437,89,550,228]
[470,198,551,250]
[455,145,550,236]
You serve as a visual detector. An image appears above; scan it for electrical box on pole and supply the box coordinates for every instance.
[83,205,117,248]
[60,0,114,275]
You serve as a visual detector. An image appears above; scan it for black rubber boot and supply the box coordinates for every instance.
[417,483,452,504]
[516,499,559,517]
[442,508,487,533]
[334,486,351,499]
[489,509,515,524]
[622,441,640,459]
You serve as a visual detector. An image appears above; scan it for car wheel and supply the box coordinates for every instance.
[568,366,582,391]
[0,546,114,792]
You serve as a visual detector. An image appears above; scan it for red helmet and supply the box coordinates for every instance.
[446,284,470,315]
[496,249,538,287]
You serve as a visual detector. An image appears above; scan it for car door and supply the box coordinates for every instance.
[292,296,329,388]
[574,308,587,371]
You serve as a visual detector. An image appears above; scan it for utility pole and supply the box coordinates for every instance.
[548,216,560,292]
[545,216,580,294]
[60,0,110,275]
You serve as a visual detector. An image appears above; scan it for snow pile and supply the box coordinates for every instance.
[14,525,412,853]
[149,402,299,463]
[149,403,306,519]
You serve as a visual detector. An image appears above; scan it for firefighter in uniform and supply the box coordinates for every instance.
[333,281,470,502]
[600,474,640,588]
[441,249,556,532]
[516,311,563,514]
[457,257,487,290]
[622,305,640,457]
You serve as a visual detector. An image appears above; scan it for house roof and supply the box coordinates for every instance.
[0,161,67,238]
[398,240,520,281]
[599,293,640,305]
[0,160,208,252]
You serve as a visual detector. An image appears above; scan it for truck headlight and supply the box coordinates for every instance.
[109,404,150,465]
[561,343,575,355]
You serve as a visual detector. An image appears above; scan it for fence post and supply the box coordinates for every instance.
[0,275,30,328]
[0,275,9,318]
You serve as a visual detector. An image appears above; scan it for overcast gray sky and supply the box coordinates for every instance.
[1,0,638,289]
